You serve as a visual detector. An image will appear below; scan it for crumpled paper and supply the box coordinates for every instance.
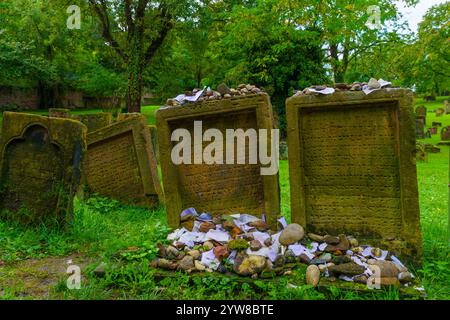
[362,79,392,95]
[306,87,336,95]
[174,88,205,104]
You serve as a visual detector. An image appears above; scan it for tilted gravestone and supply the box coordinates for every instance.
[415,105,427,125]
[84,114,163,208]
[117,113,159,162]
[416,143,427,162]
[441,126,450,141]
[73,113,113,132]
[424,144,440,153]
[286,89,422,263]
[0,112,87,226]
[157,93,280,229]
[416,116,425,139]
[148,125,159,162]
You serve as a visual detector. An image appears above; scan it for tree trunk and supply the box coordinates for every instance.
[330,43,344,83]
[126,50,144,113]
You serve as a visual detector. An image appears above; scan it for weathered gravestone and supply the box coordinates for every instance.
[416,143,427,162]
[48,108,71,118]
[441,126,450,141]
[0,112,87,226]
[117,113,159,162]
[444,100,450,114]
[416,117,425,139]
[73,113,113,132]
[435,108,445,117]
[157,93,280,229]
[415,105,427,125]
[83,114,163,207]
[424,144,440,153]
[148,125,159,162]
[428,127,438,135]
[286,89,422,263]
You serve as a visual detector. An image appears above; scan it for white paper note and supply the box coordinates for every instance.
[205,229,230,242]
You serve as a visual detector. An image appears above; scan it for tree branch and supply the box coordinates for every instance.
[143,4,173,65]
[124,0,134,39]
[89,0,126,60]
[136,0,149,39]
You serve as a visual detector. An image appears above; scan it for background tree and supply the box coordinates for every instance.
[87,0,191,112]
[412,2,449,96]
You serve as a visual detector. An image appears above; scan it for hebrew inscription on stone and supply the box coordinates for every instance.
[157,94,280,228]
[84,115,162,208]
[286,89,422,263]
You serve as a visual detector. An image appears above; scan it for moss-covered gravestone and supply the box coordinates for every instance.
[48,108,71,118]
[148,125,159,162]
[0,112,87,226]
[84,114,163,208]
[73,113,113,132]
[286,89,422,264]
[416,117,425,139]
[157,93,280,229]
[441,126,450,141]
[435,108,445,117]
[415,106,427,125]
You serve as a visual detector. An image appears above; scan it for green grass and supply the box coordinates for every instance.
[0,98,449,300]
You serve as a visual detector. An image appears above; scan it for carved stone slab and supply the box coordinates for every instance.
[157,93,280,229]
[84,114,163,207]
[286,89,422,263]
[0,112,87,226]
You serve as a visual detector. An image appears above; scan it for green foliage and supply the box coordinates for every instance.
[346,2,449,95]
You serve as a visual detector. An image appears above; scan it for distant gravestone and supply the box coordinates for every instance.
[416,117,425,139]
[48,108,71,118]
[415,105,427,125]
[429,127,438,135]
[0,112,86,226]
[416,143,427,162]
[84,114,163,207]
[72,113,113,132]
[415,105,427,116]
[441,126,450,141]
[435,108,445,117]
[286,89,422,263]
[444,100,450,114]
[424,144,440,153]
[116,113,159,162]
[157,93,280,229]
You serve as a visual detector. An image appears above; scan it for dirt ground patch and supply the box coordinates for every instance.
[0,253,93,299]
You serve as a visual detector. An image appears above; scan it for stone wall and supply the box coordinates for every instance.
[0,87,39,109]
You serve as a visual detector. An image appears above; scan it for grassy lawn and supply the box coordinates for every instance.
[0,98,449,300]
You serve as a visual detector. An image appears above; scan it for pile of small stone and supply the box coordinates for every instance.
[150,208,415,289]
[166,84,264,106]
[293,78,394,96]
